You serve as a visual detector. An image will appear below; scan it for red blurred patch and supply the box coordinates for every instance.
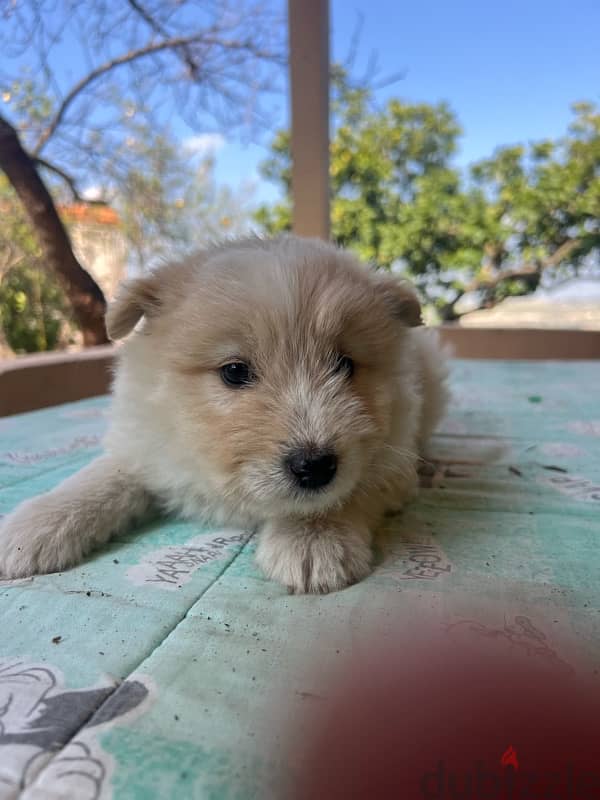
[289,622,600,800]
[500,745,519,770]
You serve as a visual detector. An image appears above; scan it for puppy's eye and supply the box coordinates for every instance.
[220,361,255,388]
[334,355,354,378]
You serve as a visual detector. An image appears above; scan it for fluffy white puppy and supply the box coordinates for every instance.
[0,236,449,593]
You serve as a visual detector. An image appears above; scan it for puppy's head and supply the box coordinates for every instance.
[107,236,421,518]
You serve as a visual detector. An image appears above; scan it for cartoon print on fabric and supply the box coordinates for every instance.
[0,661,150,799]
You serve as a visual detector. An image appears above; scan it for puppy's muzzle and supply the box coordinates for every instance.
[285,448,338,491]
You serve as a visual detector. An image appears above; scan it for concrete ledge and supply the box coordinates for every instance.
[1,328,599,417]
[0,345,115,417]
[437,326,600,360]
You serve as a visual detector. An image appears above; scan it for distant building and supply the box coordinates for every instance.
[59,203,127,299]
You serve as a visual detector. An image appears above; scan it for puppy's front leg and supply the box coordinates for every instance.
[0,456,152,579]
[255,509,375,594]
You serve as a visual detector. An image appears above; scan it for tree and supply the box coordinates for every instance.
[0,0,283,343]
[468,103,600,304]
[109,121,256,272]
[256,71,600,320]
[0,125,254,354]
[0,116,109,343]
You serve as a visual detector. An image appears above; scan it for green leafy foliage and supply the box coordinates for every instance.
[0,176,71,353]
[256,70,600,320]
[0,262,69,353]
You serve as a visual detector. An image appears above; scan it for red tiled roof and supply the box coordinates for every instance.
[59,203,121,226]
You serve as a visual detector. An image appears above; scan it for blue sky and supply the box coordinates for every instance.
[2,0,598,208]
[212,0,600,204]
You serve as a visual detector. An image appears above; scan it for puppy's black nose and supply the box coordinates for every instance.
[285,449,338,490]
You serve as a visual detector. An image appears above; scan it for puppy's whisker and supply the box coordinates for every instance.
[381,443,422,462]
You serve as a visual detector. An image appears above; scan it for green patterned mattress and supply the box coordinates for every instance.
[1,359,599,799]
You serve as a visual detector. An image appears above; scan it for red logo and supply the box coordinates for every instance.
[500,745,519,770]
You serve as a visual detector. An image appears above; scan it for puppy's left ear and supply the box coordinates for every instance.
[375,273,423,327]
[105,273,162,340]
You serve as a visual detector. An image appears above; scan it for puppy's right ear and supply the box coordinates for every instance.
[374,273,423,328]
[105,274,162,340]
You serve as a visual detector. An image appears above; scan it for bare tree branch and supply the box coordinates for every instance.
[541,238,583,270]
[33,32,282,155]
[125,0,200,77]
[467,239,582,293]
[34,156,107,205]
[0,0,284,348]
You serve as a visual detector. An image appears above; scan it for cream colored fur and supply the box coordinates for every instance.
[0,236,449,593]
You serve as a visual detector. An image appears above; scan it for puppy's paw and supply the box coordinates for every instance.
[256,518,372,594]
[0,495,86,579]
